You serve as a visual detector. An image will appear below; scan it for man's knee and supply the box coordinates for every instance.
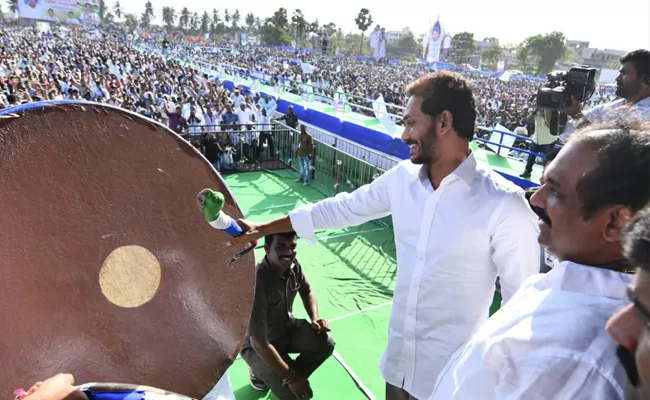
[322,333,335,357]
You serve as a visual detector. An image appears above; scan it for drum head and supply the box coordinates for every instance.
[0,102,255,398]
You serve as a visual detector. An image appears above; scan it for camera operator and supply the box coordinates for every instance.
[560,49,650,142]
[519,106,558,179]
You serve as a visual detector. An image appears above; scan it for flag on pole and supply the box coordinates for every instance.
[372,94,397,136]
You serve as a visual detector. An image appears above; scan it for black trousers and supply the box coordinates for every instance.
[524,142,556,174]
[386,383,418,400]
[241,319,335,400]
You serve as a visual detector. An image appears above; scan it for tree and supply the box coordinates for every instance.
[200,11,210,34]
[354,8,373,54]
[245,12,256,33]
[519,32,568,74]
[451,32,476,63]
[190,12,199,32]
[261,7,291,46]
[140,12,150,28]
[113,0,121,19]
[123,13,138,31]
[178,7,189,32]
[387,33,420,60]
[143,1,153,19]
[162,7,176,33]
[291,9,307,46]
[322,22,337,38]
[480,41,502,69]
[231,9,240,32]
[211,9,221,34]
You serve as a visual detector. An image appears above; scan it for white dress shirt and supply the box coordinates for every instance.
[430,261,631,400]
[289,153,540,399]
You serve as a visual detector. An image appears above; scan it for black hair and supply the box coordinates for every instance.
[622,207,650,272]
[570,119,650,219]
[406,71,477,141]
[264,231,298,246]
[620,49,650,82]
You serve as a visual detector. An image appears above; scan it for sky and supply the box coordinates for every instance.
[115,0,650,52]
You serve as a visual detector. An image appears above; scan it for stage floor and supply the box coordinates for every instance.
[221,170,502,400]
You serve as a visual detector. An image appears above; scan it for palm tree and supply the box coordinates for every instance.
[354,8,373,54]
[6,0,16,14]
[200,11,210,34]
[162,7,176,32]
[231,9,240,32]
[179,7,189,32]
[144,1,154,19]
[291,10,308,46]
[211,9,220,34]
[113,0,121,19]
[245,13,255,33]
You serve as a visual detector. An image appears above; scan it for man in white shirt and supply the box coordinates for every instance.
[430,120,650,400]
[230,71,540,399]
[607,206,650,400]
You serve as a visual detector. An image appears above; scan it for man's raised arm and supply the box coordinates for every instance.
[229,167,396,245]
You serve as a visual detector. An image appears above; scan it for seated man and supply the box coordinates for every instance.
[429,119,649,400]
[241,232,335,400]
[607,206,650,400]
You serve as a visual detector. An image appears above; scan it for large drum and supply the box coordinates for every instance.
[0,101,255,398]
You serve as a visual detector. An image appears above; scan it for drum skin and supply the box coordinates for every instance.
[0,101,255,398]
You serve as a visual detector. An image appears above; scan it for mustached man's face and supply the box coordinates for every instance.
[608,269,650,400]
[616,61,646,101]
[265,235,297,270]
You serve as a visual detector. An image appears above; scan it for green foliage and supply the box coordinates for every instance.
[451,32,477,60]
[386,34,421,60]
[262,8,292,46]
[518,32,568,74]
[354,8,373,55]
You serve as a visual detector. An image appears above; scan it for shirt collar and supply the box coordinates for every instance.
[418,151,478,188]
[634,96,650,108]
[546,260,633,300]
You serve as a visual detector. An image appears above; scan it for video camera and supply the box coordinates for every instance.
[536,66,597,111]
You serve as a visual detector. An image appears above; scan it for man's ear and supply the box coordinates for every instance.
[603,206,635,243]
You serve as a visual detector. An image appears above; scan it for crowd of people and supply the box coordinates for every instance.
[0,22,622,175]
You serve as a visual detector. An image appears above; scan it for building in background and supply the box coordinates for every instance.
[566,40,627,68]
[385,27,412,43]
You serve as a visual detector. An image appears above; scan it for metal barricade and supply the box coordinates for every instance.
[182,122,390,198]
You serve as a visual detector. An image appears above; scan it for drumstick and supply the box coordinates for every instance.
[196,189,258,264]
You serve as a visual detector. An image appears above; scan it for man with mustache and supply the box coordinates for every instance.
[561,49,650,143]
[230,71,540,400]
[607,206,650,400]
[240,232,335,400]
[428,120,650,399]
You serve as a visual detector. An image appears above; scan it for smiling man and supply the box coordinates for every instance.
[429,120,650,400]
[230,71,540,399]
[239,231,335,400]
[607,207,650,400]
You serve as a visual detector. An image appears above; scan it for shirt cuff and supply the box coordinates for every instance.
[289,204,318,246]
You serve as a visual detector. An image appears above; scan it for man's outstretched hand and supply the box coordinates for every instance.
[229,218,265,245]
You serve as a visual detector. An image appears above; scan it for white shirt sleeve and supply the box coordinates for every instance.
[489,191,540,303]
[495,355,623,400]
[288,169,394,244]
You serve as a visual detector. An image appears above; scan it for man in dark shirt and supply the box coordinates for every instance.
[273,105,299,129]
[240,232,335,400]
